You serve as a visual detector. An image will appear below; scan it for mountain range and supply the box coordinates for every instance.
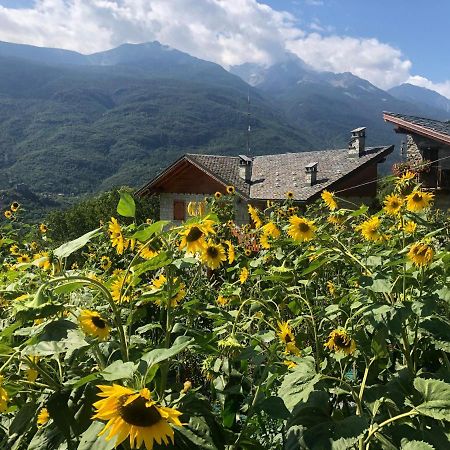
[0,40,449,208]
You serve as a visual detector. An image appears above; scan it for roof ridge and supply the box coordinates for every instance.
[384,111,447,123]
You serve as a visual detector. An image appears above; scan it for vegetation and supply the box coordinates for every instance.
[0,174,448,449]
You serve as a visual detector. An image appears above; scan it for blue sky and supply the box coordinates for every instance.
[0,0,449,97]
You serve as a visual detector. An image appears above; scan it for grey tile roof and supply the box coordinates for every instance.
[185,146,393,202]
[249,147,392,201]
[186,154,250,196]
[384,112,450,137]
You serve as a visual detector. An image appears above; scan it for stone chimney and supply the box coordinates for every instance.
[238,155,253,183]
[305,162,318,186]
[348,127,366,157]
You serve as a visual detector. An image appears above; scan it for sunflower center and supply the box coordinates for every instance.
[91,316,106,329]
[298,223,310,232]
[334,334,350,348]
[186,226,203,242]
[118,395,162,427]
[284,334,292,343]
[412,193,422,202]
[206,246,218,258]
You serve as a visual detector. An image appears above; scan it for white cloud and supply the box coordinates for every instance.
[0,0,447,97]
[407,75,450,99]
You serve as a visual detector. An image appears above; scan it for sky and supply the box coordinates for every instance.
[0,0,449,97]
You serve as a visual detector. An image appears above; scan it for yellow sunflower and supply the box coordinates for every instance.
[37,408,49,427]
[396,170,416,185]
[356,216,382,242]
[109,217,129,255]
[111,274,131,303]
[201,241,226,270]
[10,202,20,212]
[327,281,336,297]
[244,248,252,257]
[0,378,8,413]
[224,240,235,264]
[248,204,262,228]
[93,385,183,450]
[78,310,110,340]
[214,191,222,199]
[288,216,316,242]
[39,223,47,233]
[260,222,281,249]
[226,185,235,195]
[325,329,356,355]
[383,194,403,215]
[406,190,434,212]
[100,256,112,271]
[151,275,186,307]
[178,219,215,253]
[33,252,51,271]
[285,191,294,199]
[239,267,249,284]
[139,243,159,260]
[266,200,275,208]
[17,254,31,264]
[327,214,344,227]
[277,321,295,345]
[403,220,417,234]
[9,245,19,255]
[217,295,229,307]
[4,210,12,219]
[321,190,338,211]
[408,242,434,267]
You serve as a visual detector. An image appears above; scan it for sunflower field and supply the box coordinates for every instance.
[0,173,449,450]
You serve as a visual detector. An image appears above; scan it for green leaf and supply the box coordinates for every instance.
[141,336,194,369]
[54,228,101,259]
[117,191,135,218]
[53,282,85,295]
[279,356,320,411]
[131,220,169,241]
[257,396,290,420]
[420,317,450,352]
[101,360,137,381]
[401,441,435,450]
[8,401,37,436]
[77,421,117,450]
[131,252,172,277]
[414,378,450,421]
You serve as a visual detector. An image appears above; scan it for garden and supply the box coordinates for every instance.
[0,172,448,449]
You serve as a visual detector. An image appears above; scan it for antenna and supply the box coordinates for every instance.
[246,87,251,155]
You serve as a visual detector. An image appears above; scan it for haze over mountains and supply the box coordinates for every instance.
[0,40,449,201]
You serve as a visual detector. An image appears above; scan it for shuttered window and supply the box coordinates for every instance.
[173,200,185,221]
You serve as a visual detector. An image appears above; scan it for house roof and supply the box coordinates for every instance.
[137,145,393,202]
[383,112,450,146]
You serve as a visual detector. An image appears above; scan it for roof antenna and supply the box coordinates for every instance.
[246,87,251,155]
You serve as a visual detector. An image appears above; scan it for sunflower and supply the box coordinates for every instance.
[283,360,297,369]
[37,408,49,427]
[9,245,19,255]
[325,329,356,355]
[0,378,8,413]
[327,281,336,297]
[139,243,159,260]
[288,216,316,242]
[356,216,382,242]
[111,274,131,303]
[30,241,38,251]
[151,275,186,307]
[33,252,51,271]
[78,310,110,340]
[201,241,226,270]
[224,240,235,264]
[248,204,262,228]
[244,248,252,257]
[321,190,338,211]
[408,242,434,267]
[100,256,112,271]
[4,210,12,219]
[217,295,229,307]
[39,223,47,233]
[406,190,434,212]
[10,202,20,212]
[214,191,222,199]
[396,170,416,185]
[109,217,129,255]
[17,254,30,264]
[277,321,295,345]
[226,185,235,195]
[327,214,344,227]
[178,219,215,253]
[384,194,403,215]
[403,220,417,234]
[93,385,183,450]
[260,222,281,249]
[266,200,275,208]
[285,191,294,199]
[239,267,249,284]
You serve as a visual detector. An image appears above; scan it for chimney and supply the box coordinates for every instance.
[348,127,366,157]
[238,155,253,183]
[305,162,318,186]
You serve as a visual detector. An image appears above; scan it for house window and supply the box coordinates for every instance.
[173,200,185,221]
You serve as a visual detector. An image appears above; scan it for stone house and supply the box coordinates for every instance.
[136,128,393,222]
[383,112,450,209]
